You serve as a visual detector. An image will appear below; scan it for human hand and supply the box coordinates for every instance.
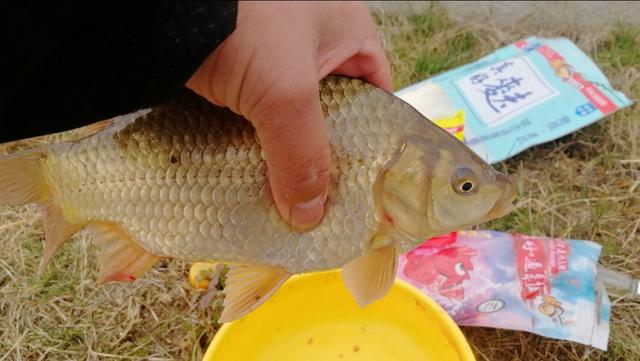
[186,1,392,231]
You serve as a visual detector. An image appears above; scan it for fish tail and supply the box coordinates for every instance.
[0,150,49,205]
[0,149,82,272]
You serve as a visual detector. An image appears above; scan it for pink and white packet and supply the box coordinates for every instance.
[397,230,611,350]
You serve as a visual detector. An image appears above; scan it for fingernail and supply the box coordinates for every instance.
[290,193,326,232]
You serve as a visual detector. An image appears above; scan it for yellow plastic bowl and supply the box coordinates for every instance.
[203,270,475,361]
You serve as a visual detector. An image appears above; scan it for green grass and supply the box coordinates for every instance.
[596,24,640,69]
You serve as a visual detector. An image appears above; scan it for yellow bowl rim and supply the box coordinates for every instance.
[203,271,476,361]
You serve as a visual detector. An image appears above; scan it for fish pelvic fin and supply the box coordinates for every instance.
[0,150,83,273]
[219,264,291,323]
[86,222,161,283]
[342,243,398,308]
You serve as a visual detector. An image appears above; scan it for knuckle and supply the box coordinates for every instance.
[279,147,331,188]
[251,79,319,132]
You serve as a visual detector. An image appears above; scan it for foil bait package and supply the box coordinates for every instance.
[397,231,611,350]
[395,37,632,164]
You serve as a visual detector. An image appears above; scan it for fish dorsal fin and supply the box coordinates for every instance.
[39,204,82,272]
[86,223,161,283]
[219,264,291,323]
[342,243,398,307]
[82,119,113,136]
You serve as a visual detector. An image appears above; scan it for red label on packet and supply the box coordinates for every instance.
[516,40,619,115]
[572,74,618,115]
[514,234,551,300]
[549,238,570,275]
[537,44,564,63]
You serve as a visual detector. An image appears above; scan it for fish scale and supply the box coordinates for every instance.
[1,75,516,323]
[46,77,395,272]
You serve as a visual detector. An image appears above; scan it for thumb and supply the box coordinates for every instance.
[250,78,331,232]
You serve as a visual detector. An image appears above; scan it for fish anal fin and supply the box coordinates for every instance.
[39,204,82,273]
[86,222,161,283]
[219,264,291,323]
[342,243,397,307]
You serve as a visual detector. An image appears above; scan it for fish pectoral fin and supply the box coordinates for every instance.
[219,264,291,323]
[86,222,161,283]
[342,243,397,307]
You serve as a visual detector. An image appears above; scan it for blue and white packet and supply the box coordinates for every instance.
[396,37,633,164]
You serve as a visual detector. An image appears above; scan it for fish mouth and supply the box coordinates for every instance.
[487,173,517,219]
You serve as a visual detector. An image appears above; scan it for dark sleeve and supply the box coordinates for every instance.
[0,1,238,143]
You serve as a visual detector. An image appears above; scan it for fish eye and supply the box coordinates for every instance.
[460,181,474,192]
[452,167,478,196]
[454,263,466,276]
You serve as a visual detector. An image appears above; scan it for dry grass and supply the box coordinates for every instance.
[374,4,640,361]
[1,3,639,360]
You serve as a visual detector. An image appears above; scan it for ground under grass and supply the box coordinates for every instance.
[1,4,638,361]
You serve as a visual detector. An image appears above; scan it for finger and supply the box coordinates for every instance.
[361,67,393,93]
[327,37,393,92]
[249,77,331,232]
[332,53,393,92]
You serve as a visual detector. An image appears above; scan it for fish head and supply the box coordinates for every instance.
[378,134,516,244]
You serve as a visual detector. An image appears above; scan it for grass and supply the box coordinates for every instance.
[375,5,640,360]
[1,3,639,360]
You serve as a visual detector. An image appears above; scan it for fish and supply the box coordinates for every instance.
[0,75,516,323]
